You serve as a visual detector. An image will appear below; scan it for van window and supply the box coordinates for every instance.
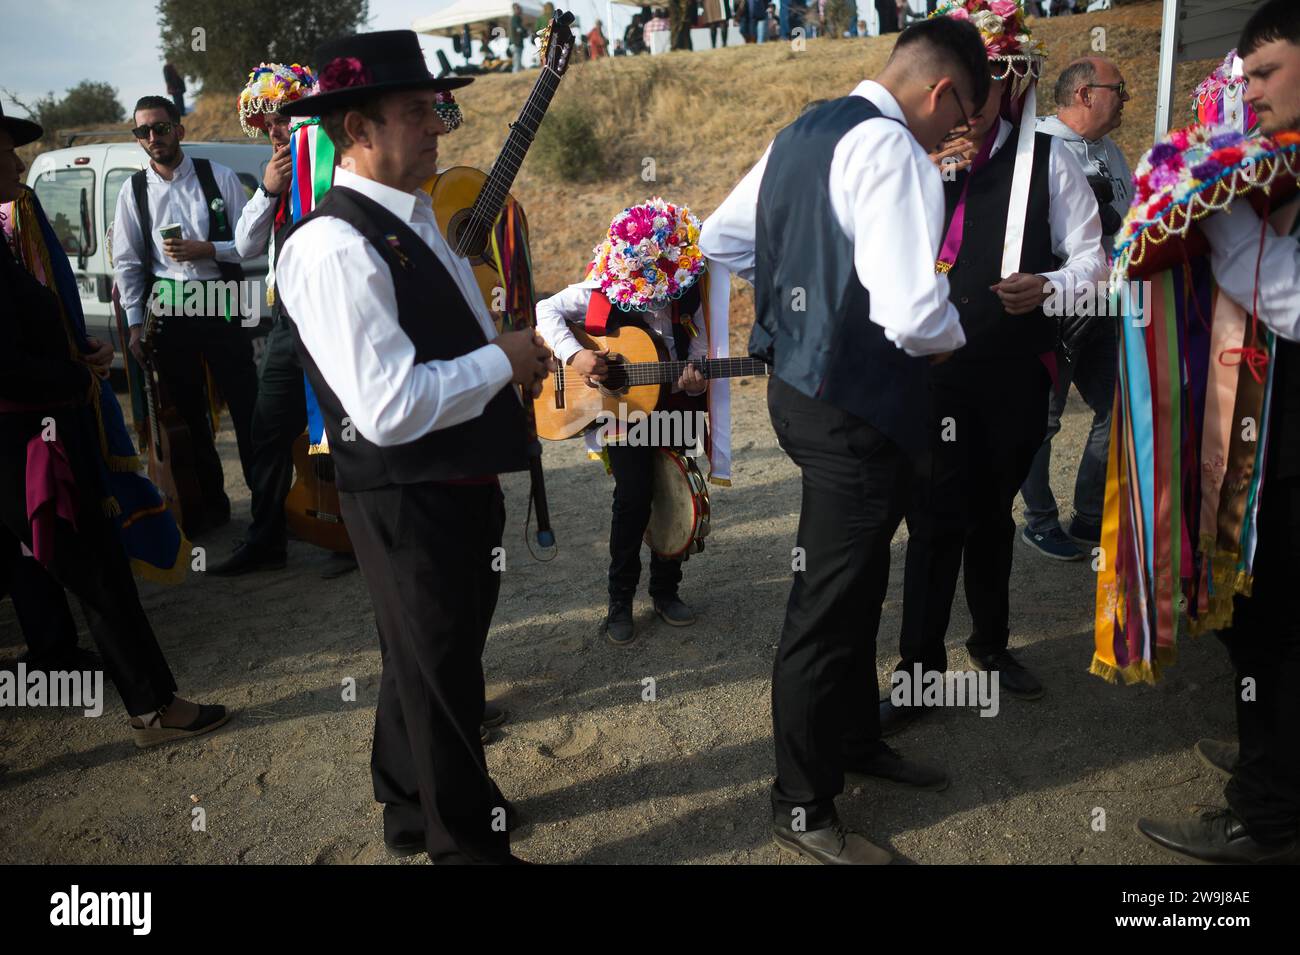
[104,168,136,235]
[236,173,257,200]
[31,168,95,256]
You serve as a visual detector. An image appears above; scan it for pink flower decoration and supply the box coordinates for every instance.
[990,0,1019,17]
[319,57,373,93]
[949,7,970,19]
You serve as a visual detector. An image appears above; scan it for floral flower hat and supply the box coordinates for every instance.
[933,0,1046,90]
[1114,125,1300,279]
[586,198,706,312]
[1193,50,1257,134]
[237,63,318,138]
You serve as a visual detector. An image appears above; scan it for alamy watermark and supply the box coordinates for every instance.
[149,278,263,326]
[1043,278,1153,327]
[890,664,1000,718]
[0,664,103,716]
[593,403,706,456]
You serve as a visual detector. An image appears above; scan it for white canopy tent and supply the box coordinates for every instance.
[413,0,546,38]
[1154,0,1264,137]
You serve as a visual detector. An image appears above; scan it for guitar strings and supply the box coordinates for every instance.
[456,70,562,255]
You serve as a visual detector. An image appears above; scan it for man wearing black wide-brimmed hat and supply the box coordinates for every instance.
[276,30,552,864]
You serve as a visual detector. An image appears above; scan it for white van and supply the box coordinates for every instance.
[25,140,275,369]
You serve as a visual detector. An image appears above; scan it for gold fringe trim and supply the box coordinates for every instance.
[102,496,121,518]
[708,476,732,487]
[129,532,191,586]
[1089,654,1160,686]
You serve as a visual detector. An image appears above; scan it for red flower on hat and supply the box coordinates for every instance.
[319,57,373,93]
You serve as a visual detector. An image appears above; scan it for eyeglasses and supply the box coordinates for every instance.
[928,83,974,138]
[1085,81,1129,101]
[132,121,176,139]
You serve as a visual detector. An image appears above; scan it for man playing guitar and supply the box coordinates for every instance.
[535,199,709,647]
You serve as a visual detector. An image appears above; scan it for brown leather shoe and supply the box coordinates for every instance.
[772,823,892,865]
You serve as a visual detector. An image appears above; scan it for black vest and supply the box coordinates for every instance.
[131,157,244,284]
[751,96,932,455]
[941,129,1057,363]
[281,186,534,492]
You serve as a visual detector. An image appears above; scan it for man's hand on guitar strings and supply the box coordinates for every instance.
[568,347,609,388]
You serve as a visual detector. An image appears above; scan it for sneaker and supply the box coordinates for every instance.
[1020,526,1083,561]
[652,595,696,627]
[605,600,635,647]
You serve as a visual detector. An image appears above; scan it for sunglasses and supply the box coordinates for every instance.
[132,121,177,139]
[1085,81,1129,101]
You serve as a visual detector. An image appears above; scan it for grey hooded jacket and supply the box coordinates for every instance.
[1037,114,1132,253]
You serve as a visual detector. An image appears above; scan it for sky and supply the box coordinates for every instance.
[1,0,891,122]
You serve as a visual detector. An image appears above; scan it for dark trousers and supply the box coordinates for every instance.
[245,314,306,554]
[340,481,512,864]
[767,377,908,830]
[1219,476,1300,844]
[1021,327,1116,533]
[606,442,684,603]
[2,540,79,662]
[152,312,258,513]
[899,356,1051,673]
[0,414,176,715]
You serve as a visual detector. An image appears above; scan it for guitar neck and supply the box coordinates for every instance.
[622,357,771,386]
[458,67,562,255]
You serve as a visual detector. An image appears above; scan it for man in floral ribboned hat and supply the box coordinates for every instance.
[213,62,320,576]
[535,198,712,648]
[880,0,1108,733]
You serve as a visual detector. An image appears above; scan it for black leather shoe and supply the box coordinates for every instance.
[483,701,508,729]
[386,804,532,858]
[1194,738,1238,780]
[772,822,892,865]
[879,696,929,738]
[845,743,949,791]
[653,595,696,627]
[1136,809,1300,864]
[384,835,425,859]
[606,600,635,647]
[208,541,287,577]
[968,648,1043,700]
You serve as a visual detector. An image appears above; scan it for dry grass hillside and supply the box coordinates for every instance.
[32,1,1218,306]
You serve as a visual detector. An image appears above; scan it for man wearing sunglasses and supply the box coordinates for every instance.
[881,1,1107,735]
[1018,56,1133,565]
[112,95,258,536]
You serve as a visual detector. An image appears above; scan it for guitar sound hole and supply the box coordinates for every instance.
[600,357,628,395]
[449,210,486,259]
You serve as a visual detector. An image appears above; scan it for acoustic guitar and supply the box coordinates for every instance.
[137,306,203,536]
[534,322,770,441]
[423,11,575,307]
[283,434,352,553]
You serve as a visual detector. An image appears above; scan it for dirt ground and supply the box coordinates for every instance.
[0,365,1237,865]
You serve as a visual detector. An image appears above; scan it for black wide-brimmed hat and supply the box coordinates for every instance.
[0,100,43,147]
[280,30,472,117]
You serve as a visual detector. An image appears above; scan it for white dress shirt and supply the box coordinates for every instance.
[235,186,278,259]
[699,79,966,357]
[983,118,1109,298]
[111,153,249,327]
[536,281,710,376]
[276,166,513,448]
[1202,201,1300,344]
[234,186,279,293]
